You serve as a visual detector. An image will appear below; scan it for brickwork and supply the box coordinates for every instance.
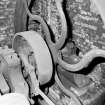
[0,0,16,46]
[66,0,105,53]
[66,0,105,104]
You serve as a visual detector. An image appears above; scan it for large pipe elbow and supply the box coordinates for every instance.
[23,0,67,50]
[57,49,105,72]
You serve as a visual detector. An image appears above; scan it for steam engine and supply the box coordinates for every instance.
[0,0,105,105]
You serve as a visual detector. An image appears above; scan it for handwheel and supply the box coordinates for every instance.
[12,31,53,85]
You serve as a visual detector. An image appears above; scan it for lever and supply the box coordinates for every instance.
[19,53,55,105]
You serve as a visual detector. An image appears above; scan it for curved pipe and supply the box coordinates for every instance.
[22,0,67,50]
[54,0,67,49]
[22,0,54,46]
[57,49,105,72]
[22,0,105,72]
[22,0,58,62]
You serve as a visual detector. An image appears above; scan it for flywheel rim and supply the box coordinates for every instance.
[12,31,53,85]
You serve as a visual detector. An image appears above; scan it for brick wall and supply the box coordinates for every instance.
[0,0,16,47]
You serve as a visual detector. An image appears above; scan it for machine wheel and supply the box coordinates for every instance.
[12,31,53,85]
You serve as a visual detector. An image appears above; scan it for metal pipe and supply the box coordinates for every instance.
[22,0,67,50]
[37,88,55,105]
[22,0,105,72]
[22,0,58,62]
[57,49,105,72]
[54,0,67,50]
